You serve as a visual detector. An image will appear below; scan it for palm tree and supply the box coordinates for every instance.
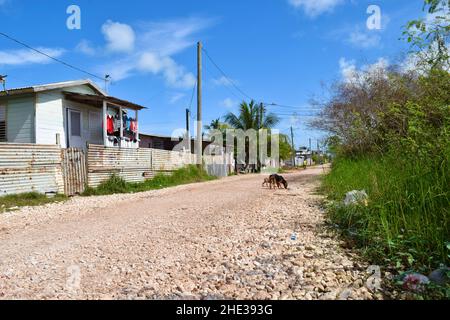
[204,118,229,131]
[224,100,280,131]
[224,100,280,172]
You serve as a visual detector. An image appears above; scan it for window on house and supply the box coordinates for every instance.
[70,111,81,137]
[89,112,102,141]
[0,105,6,142]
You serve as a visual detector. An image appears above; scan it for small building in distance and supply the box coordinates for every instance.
[139,133,211,153]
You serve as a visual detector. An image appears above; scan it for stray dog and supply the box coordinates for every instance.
[268,174,288,190]
[262,178,271,188]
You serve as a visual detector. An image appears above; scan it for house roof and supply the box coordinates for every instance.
[63,92,146,111]
[0,79,146,110]
[0,79,107,97]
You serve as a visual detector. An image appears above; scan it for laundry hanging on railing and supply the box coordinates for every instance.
[107,115,115,135]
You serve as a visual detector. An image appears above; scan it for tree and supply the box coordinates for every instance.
[278,134,294,162]
[224,100,280,131]
[204,118,230,132]
[224,100,281,171]
[403,0,450,71]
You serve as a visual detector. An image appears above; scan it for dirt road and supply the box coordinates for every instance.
[0,167,380,300]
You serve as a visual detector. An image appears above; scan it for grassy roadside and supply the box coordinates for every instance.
[0,193,68,213]
[82,165,216,196]
[321,156,449,299]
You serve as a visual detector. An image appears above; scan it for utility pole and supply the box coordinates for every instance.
[309,138,312,166]
[290,126,295,167]
[317,140,321,165]
[196,42,203,167]
[186,108,191,153]
[104,75,111,94]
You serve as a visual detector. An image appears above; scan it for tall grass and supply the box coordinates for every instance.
[0,192,67,213]
[322,154,449,271]
[83,165,215,196]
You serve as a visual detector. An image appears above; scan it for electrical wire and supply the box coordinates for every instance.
[188,80,197,113]
[0,31,106,81]
[202,47,254,101]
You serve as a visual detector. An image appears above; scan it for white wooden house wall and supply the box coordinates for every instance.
[35,84,102,148]
[0,81,141,149]
[5,95,35,143]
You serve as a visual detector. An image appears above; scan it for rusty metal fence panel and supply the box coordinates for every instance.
[61,148,87,196]
[86,144,233,188]
[86,144,194,187]
[0,143,64,196]
[151,149,192,172]
[87,144,154,187]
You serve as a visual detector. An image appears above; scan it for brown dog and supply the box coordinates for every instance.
[262,178,271,188]
[269,174,288,189]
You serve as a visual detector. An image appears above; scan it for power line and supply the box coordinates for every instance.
[202,47,254,101]
[263,102,322,111]
[202,46,315,113]
[203,63,243,102]
[0,31,106,81]
[188,80,197,112]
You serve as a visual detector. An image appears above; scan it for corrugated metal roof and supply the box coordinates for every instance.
[63,91,147,111]
[0,79,106,98]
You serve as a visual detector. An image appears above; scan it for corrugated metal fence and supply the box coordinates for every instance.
[0,143,233,197]
[86,144,194,188]
[62,148,87,196]
[0,143,64,196]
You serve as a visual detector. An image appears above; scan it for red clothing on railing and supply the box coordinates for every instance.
[107,115,115,135]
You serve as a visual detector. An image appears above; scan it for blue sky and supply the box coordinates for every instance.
[0,0,428,148]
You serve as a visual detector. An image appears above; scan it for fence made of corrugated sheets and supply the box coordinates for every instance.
[86,144,193,188]
[62,148,87,196]
[203,152,234,177]
[0,143,64,196]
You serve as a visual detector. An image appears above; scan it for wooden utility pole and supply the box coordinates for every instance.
[309,138,312,166]
[196,42,203,167]
[317,140,320,164]
[290,126,295,167]
[186,108,191,153]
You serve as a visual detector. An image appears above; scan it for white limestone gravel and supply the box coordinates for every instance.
[0,167,384,300]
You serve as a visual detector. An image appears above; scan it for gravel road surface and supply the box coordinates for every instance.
[0,167,382,300]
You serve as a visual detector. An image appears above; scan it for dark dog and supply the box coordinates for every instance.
[268,174,288,189]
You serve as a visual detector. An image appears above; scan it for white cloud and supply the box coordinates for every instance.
[212,76,239,87]
[169,92,186,104]
[347,30,381,48]
[138,17,216,56]
[0,47,64,66]
[96,17,212,89]
[328,11,389,49]
[288,0,344,17]
[221,98,237,109]
[339,57,389,83]
[101,20,136,53]
[76,39,96,55]
[366,57,389,73]
[138,52,196,88]
[339,58,357,82]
